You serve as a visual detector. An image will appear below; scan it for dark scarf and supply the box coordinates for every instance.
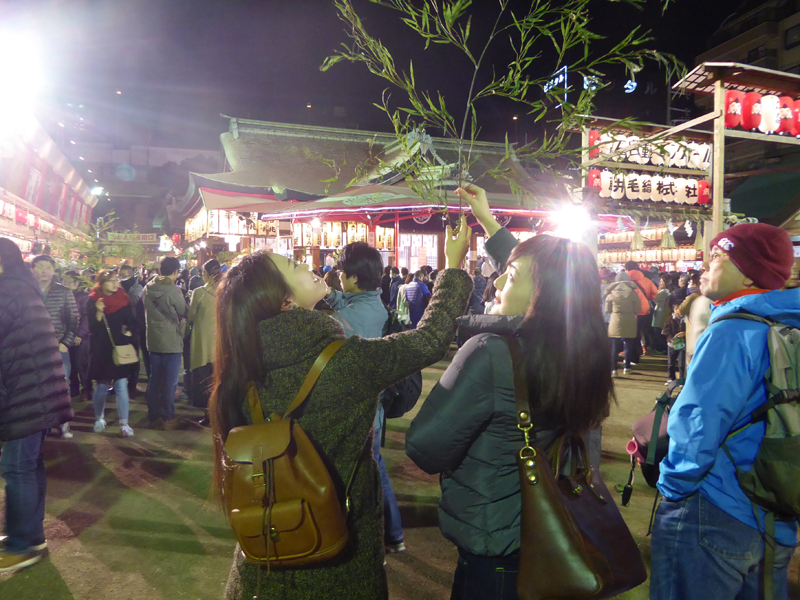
[89,286,130,314]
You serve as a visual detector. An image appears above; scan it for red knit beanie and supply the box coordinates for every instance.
[709,223,794,290]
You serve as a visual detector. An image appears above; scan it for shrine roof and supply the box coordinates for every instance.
[674,62,800,97]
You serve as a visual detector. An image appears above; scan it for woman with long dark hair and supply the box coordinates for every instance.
[211,219,473,600]
[186,259,222,426]
[406,185,615,600]
[86,269,138,437]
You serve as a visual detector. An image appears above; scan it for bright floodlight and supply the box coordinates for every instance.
[199,240,207,248]
[551,204,592,244]
[311,217,322,228]
[90,186,104,195]
[0,32,43,117]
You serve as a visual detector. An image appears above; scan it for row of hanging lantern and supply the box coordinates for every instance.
[588,130,712,170]
[587,170,711,204]
[725,90,800,136]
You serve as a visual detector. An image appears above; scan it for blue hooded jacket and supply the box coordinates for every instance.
[657,288,800,546]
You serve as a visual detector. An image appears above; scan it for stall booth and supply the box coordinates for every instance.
[173,118,579,271]
[0,113,95,258]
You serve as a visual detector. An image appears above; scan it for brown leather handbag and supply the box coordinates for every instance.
[222,340,359,569]
[505,337,647,600]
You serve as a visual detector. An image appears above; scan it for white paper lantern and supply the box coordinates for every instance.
[597,133,613,159]
[612,134,628,161]
[672,142,689,168]
[639,174,653,200]
[662,175,677,203]
[685,178,699,204]
[759,95,781,134]
[649,143,666,166]
[674,177,689,204]
[650,175,664,201]
[599,170,613,198]
[626,136,643,164]
[611,173,626,199]
[625,172,641,200]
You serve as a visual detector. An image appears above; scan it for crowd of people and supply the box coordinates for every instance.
[0,182,798,600]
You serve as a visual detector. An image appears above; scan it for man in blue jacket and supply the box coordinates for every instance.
[650,223,798,600]
[325,242,405,554]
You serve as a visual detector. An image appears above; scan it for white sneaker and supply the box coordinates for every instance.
[623,368,631,375]
[93,419,106,433]
[60,423,73,439]
[611,370,618,377]
[120,424,134,438]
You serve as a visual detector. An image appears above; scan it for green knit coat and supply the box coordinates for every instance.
[224,268,472,600]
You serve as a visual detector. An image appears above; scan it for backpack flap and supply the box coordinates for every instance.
[231,499,322,563]
[224,420,292,464]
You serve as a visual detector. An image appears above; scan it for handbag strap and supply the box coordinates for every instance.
[505,336,535,450]
[101,313,117,349]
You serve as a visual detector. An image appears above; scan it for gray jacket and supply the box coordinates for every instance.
[144,276,187,353]
[43,281,79,347]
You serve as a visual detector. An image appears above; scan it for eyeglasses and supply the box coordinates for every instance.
[709,251,728,262]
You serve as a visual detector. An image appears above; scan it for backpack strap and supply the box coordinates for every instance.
[282,339,346,420]
[246,339,346,425]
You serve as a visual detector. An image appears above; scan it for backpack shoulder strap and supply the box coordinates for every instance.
[713,310,775,327]
[283,339,346,419]
[246,339,347,424]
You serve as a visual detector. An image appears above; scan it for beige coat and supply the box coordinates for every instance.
[187,282,217,370]
[605,281,641,339]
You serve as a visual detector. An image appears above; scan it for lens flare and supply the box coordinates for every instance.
[551,204,592,244]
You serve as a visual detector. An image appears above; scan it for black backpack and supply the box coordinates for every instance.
[381,306,423,419]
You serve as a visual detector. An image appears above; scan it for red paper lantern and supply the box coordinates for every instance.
[741,92,762,131]
[778,96,795,135]
[588,130,601,158]
[725,90,744,128]
[698,180,711,205]
[792,99,800,138]
[587,169,602,189]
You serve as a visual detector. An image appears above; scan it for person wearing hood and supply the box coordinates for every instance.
[86,269,138,437]
[143,256,187,430]
[0,239,73,572]
[624,261,658,357]
[651,223,798,600]
[188,266,204,292]
[605,271,641,376]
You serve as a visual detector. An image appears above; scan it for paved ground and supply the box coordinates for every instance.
[1,353,799,599]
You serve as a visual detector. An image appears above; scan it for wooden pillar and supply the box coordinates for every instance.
[438,229,446,270]
[712,78,726,237]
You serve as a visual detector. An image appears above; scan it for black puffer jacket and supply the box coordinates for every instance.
[0,269,73,441]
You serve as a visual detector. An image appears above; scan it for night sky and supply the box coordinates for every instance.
[5,0,735,149]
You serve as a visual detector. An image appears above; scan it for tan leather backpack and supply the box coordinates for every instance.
[222,340,358,568]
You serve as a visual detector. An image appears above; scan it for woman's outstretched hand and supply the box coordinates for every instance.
[456,184,501,238]
[445,214,472,270]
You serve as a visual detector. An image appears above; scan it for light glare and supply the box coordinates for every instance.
[551,204,592,243]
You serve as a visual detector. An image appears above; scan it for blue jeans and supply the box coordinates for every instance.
[60,350,71,381]
[0,430,47,554]
[611,338,637,370]
[373,405,403,544]
[146,352,182,421]
[451,548,519,600]
[650,493,794,600]
[93,378,130,424]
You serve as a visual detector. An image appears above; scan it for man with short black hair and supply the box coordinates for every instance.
[324,241,406,554]
[380,265,392,306]
[389,267,408,308]
[31,255,78,439]
[143,256,187,429]
[651,223,799,600]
